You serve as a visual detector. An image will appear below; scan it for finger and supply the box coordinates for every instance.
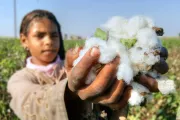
[107,86,132,110]
[92,80,125,104]
[77,57,120,100]
[68,47,100,92]
[153,58,169,74]
[135,74,159,92]
[65,47,82,72]
[160,47,168,59]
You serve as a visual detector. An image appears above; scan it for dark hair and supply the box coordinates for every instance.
[20,9,65,61]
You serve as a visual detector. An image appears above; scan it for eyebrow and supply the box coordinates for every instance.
[34,31,58,34]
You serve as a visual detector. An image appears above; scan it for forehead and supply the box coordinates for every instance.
[28,18,58,33]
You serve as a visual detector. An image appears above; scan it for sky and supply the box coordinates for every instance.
[0,0,180,38]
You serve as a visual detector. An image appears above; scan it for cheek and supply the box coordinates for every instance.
[28,40,42,53]
[54,39,60,49]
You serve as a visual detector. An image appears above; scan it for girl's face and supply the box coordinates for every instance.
[21,18,60,66]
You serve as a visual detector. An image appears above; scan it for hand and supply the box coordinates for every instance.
[65,47,131,110]
[135,47,169,92]
[64,46,169,110]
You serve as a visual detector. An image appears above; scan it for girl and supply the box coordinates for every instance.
[7,9,169,120]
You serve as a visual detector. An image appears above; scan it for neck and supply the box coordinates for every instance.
[30,56,57,66]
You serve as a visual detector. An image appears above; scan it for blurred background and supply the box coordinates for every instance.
[0,0,180,120]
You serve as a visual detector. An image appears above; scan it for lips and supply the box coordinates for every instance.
[42,49,56,52]
[42,49,57,55]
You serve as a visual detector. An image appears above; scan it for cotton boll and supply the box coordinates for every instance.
[129,47,149,74]
[108,38,130,65]
[128,90,144,106]
[73,37,104,66]
[117,63,133,84]
[99,46,117,64]
[144,52,160,66]
[156,76,176,95]
[126,16,149,37]
[107,38,128,54]
[145,17,155,28]
[102,16,128,39]
[102,16,127,32]
[136,28,159,48]
[107,38,130,65]
[74,37,120,66]
[147,71,176,95]
[109,31,129,39]
[87,37,118,64]
[107,39,134,83]
[129,46,146,64]
[85,37,107,49]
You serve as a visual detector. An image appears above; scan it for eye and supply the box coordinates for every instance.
[51,32,59,38]
[35,33,45,39]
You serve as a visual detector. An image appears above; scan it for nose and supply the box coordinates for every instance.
[44,36,53,46]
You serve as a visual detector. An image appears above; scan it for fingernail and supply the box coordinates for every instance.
[90,47,100,57]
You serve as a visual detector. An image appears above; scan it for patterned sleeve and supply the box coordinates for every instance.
[7,69,69,120]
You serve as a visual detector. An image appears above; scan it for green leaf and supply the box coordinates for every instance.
[120,38,137,49]
[169,75,176,80]
[94,28,107,40]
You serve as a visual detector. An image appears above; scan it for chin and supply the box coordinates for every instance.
[42,55,57,64]
[47,57,57,63]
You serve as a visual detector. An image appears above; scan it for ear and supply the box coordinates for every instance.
[20,33,29,49]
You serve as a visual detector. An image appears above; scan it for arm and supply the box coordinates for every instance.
[7,69,68,120]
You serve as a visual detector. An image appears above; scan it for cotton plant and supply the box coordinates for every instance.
[73,16,176,106]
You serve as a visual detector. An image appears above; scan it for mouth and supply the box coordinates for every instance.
[42,49,57,54]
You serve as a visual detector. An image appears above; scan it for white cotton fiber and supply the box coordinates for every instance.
[102,16,128,39]
[144,52,160,65]
[102,16,127,33]
[107,38,134,84]
[85,37,106,49]
[145,17,155,28]
[136,28,159,48]
[128,90,144,106]
[117,63,133,84]
[129,47,147,64]
[73,37,119,84]
[129,47,159,75]
[73,37,118,65]
[156,76,176,95]
[99,46,117,64]
[107,39,127,55]
[126,16,149,37]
